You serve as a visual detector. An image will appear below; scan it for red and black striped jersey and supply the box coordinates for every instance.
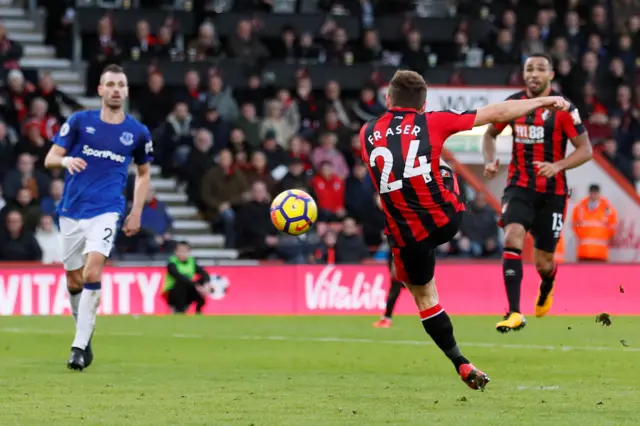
[360,108,475,247]
[494,90,586,196]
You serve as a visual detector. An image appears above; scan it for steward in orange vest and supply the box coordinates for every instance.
[571,184,617,261]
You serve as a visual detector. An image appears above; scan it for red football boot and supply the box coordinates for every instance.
[458,363,491,391]
[373,317,392,328]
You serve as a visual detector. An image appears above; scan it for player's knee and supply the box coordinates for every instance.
[82,263,104,283]
[504,224,526,249]
[534,252,554,275]
[66,269,83,292]
[409,278,439,311]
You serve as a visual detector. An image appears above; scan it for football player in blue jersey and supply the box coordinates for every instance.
[44,64,154,371]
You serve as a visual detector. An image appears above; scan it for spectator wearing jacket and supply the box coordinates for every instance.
[572,184,618,262]
[311,161,346,222]
[140,188,174,254]
[458,193,500,258]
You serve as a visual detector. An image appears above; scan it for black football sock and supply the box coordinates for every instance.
[503,248,523,313]
[383,280,403,319]
[538,263,557,301]
[420,305,469,371]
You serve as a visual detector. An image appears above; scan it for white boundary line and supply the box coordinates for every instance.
[0,327,637,352]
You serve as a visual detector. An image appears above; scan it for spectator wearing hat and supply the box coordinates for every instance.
[196,105,231,156]
[571,184,618,262]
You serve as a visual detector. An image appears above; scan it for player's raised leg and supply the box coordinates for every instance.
[394,246,489,390]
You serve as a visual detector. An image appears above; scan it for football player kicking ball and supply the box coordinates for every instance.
[483,54,592,333]
[45,64,154,371]
[373,161,461,329]
[361,70,571,390]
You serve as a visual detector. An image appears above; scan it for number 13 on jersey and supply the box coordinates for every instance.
[369,139,432,194]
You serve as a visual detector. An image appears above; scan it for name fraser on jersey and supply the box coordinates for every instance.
[366,124,420,143]
[82,145,126,163]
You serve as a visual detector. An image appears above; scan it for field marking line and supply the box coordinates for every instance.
[0,327,637,352]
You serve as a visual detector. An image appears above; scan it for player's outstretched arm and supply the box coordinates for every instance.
[474,96,570,127]
[44,145,87,175]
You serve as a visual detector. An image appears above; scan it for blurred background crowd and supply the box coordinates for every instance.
[0,0,638,264]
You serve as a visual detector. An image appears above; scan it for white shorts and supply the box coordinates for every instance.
[59,212,120,271]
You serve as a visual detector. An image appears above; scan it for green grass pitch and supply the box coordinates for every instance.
[1,315,639,425]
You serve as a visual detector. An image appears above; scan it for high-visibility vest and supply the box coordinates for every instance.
[571,197,617,261]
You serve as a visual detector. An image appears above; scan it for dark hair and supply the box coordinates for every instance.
[589,184,600,193]
[101,64,124,76]
[176,240,191,248]
[526,53,554,69]
[387,70,427,110]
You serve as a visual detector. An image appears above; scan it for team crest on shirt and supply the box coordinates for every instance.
[541,110,550,121]
[119,132,134,146]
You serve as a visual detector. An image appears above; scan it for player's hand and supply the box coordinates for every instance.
[539,96,570,112]
[534,161,563,178]
[122,211,141,237]
[484,159,500,179]
[63,157,87,175]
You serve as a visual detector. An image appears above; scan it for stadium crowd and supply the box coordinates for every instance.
[1,0,640,263]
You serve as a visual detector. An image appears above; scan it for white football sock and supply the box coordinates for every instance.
[69,290,82,322]
[72,285,101,350]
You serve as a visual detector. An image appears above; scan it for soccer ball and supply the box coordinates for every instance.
[270,189,318,235]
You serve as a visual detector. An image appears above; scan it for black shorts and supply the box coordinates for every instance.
[391,213,462,286]
[501,186,567,253]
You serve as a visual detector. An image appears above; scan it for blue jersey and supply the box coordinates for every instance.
[53,110,154,220]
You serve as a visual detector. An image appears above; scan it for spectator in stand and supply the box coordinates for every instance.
[0,210,42,261]
[139,188,174,255]
[229,128,251,162]
[345,162,375,223]
[295,76,320,132]
[7,187,42,232]
[260,100,296,148]
[2,69,35,131]
[129,20,155,60]
[279,157,309,192]
[183,129,215,210]
[188,21,223,60]
[24,98,60,141]
[322,81,352,129]
[326,27,352,65]
[227,20,269,66]
[297,32,322,62]
[261,130,289,174]
[334,217,370,264]
[356,29,383,63]
[137,72,174,133]
[153,25,177,60]
[33,73,82,122]
[200,149,249,248]
[572,184,618,262]
[157,102,193,176]
[0,121,18,181]
[201,74,239,122]
[236,180,278,259]
[601,138,634,183]
[245,151,277,195]
[35,214,62,264]
[236,103,262,150]
[311,160,346,222]
[491,29,520,65]
[176,70,203,115]
[351,85,385,124]
[40,178,63,226]
[400,30,429,75]
[273,25,297,62]
[86,16,123,95]
[3,153,50,200]
[316,229,337,263]
[0,21,23,73]
[317,108,351,149]
[521,24,545,58]
[234,72,269,117]
[458,193,500,258]
[311,132,349,180]
[17,120,52,170]
[276,89,301,140]
[196,106,231,156]
[288,135,312,171]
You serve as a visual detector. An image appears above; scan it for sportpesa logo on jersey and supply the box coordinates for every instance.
[82,145,126,163]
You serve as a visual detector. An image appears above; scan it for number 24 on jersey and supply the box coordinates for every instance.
[370,139,432,194]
